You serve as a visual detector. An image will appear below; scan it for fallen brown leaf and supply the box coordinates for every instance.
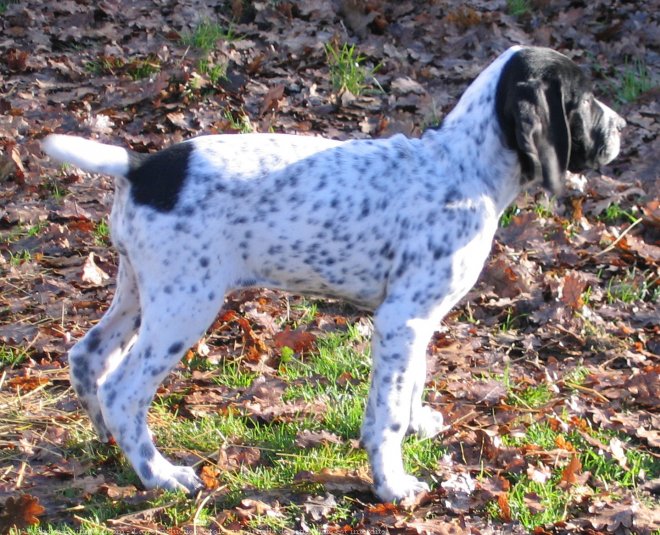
[294,429,343,448]
[294,467,372,494]
[0,494,45,534]
[497,492,512,522]
[7,375,49,392]
[559,454,582,488]
[273,326,317,353]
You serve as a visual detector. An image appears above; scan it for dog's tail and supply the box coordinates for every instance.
[42,135,132,178]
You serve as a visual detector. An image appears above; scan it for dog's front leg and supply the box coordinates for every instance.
[361,299,439,502]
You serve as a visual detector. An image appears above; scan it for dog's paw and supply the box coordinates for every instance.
[408,406,448,439]
[155,466,203,494]
[374,474,430,503]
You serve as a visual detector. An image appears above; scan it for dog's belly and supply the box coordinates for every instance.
[232,227,391,310]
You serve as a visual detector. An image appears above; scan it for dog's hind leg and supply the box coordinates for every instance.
[96,274,227,492]
[69,257,141,440]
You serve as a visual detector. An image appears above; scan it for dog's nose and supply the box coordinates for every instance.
[615,115,626,131]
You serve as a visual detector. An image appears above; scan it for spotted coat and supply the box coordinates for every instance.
[42,45,625,502]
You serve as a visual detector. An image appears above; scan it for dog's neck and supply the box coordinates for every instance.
[421,47,525,215]
[421,112,522,217]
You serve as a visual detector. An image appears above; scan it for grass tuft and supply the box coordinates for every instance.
[616,58,655,103]
[0,345,30,368]
[605,268,659,304]
[507,0,530,17]
[598,202,639,224]
[181,19,239,53]
[325,42,381,95]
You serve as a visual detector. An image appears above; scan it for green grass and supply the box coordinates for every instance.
[599,202,639,224]
[141,327,373,499]
[128,57,161,80]
[499,204,520,227]
[181,19,239,53]
[533,202,553,219]
[494,475,570,527]
[210,359,258,388]
[496,421,659,529]
[498,306,528,332]
[563,366,589,390]
[605,267,659,304]
[0,345,30,368]
[508,383,554,409]
[221,109,254,133]
[617,58,655,103]
[39,175,67,200]
[500,201,553,228]
[7,319,655,532]
[279,324,370,385]
[507,0,530,16]
[178,19,237,97]
[196,58,228,85]
[144,324,445,503]
[0,0,18,14]
[288,298,319,327]
[325,43,381,95]
[85,57,122,76]
[85,55,161,80]
[94,218,110,246]
[8,249,32,266]
[26,221,47,238]
[1,221,47,248]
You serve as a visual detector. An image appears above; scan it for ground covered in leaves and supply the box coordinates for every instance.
[0,0,659,533]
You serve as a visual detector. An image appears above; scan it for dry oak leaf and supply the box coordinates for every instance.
[234,499,282,521]
[217,444,261,471]
[7,375,49,392]
[303,493,337,521]
[260,84,285,116]
[497,492,512,522]
[294,467,372,494]
[585,501,635,532]
[273,326,317,353]
[641,199,660,228]
[559,454,582,488]
[100,483,138,499]
[560,273,586,310]
[623,366,660,409]
[616,233,660,263]
[397,517,469,534]
[200,464,221,490]
[295,429,343,448]
[220,309,268,356]
[0,494,45,535]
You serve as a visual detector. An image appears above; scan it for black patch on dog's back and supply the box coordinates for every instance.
[127,142,194,212]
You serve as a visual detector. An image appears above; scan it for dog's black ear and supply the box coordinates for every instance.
[497,63,570,195]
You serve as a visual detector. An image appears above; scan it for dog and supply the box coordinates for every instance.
[42,45,624,502]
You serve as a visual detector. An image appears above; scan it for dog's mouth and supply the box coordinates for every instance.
[597,129,623,166]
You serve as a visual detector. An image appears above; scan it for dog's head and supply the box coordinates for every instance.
[496,47,625,194]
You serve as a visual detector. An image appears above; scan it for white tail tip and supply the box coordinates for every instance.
[42,134,130,177]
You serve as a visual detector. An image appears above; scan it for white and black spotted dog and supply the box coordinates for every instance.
[43,46,624,502]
